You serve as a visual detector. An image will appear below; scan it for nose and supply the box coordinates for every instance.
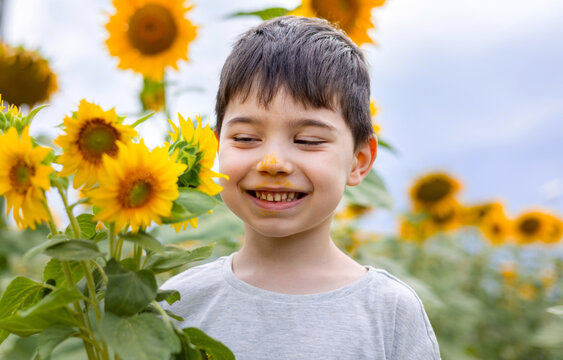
[256,152,293,175]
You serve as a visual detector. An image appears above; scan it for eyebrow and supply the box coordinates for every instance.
[225,117,337,131]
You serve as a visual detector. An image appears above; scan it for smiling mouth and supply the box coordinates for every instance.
[247,190,307,202]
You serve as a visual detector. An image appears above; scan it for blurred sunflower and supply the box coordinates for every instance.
[398,215,435,243]
[289,0,386,46]
[166,114,228,231]
[105,0,198,80]
[0,94,5,112]
[54,100,137,189]
[479,211,512,246]
[89,140,186,233]
[500,262,518,286]
[370,99,381,135]
[518,283,537,301]
[542,213,563,244]
[513,210,550,245]
[0,127,53,229]
[0,42,58,107]
[426,202,463,233]
[409,172,462,215]
[461,201,505,227]
[335,203,373,220]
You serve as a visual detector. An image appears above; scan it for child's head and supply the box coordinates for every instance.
[215,16,377,239]
[215,15,373,152]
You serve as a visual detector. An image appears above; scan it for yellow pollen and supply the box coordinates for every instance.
[259,153,279,169]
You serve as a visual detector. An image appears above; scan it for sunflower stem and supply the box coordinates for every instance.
[133,244,142,270]
[151,300,173,330]
[56,184,81,238]
[41,197,58,235]
[109,223,116,259]
[62,260,100,360]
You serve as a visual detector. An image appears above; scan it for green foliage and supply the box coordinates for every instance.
[104,259,157,317]
[100,312,180,360]
[144,244,215,274]
[163,188,221,224]
[228,7,291,20]
[343,170,393,210]
[37,325,77,360]
[181,328,235,360]
[44,239,103,261]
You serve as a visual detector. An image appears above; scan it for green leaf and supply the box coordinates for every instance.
[183,328,235,360]
[92,231,108,242]
[0,288,80,337]
[130,111,156,129]
[162,188,220,224]
[145,244,214,274]
[0,277,44,344]
[121,231,163,251]
[153,203,244,244]
[44,239,103,261]
[42,259,84,288]
[343,170,393,210]
[228,7,290,20]
[23,235,68,261]
[64,214,96,239]
[156,289,181,305]
[25,104,49,124]
[19,287,85,317]
[377,138,399,154]
[104,259,157,317]
[37,325,77,360]
[100,312,180,360]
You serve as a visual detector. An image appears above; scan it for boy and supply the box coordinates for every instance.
[162,16,440,359]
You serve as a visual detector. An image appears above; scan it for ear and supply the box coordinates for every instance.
[347,135,377,186]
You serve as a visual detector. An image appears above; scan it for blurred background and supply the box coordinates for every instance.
[1,0,563,359]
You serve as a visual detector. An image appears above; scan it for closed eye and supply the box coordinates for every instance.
[295,139,326,146]
[233,136,259,143]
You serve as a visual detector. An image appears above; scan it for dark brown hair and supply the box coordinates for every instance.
[215,16,373,150]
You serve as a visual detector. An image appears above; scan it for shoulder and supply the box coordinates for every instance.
[160,255,227,294]
[367,268,441,359]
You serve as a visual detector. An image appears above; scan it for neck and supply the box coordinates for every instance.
[234,217,345,273]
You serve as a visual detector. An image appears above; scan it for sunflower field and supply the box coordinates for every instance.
[1,0,562,359]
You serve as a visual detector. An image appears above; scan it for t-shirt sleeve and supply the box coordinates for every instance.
[390,287,441,360]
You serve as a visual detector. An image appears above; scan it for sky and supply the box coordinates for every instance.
[2,0,562,233]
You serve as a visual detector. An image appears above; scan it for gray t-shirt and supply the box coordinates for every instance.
[161,252,441,360]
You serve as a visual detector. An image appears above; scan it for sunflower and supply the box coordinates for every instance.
[425,201,463,233]
[513,210,550,245]
[0,93,5,112]
[0,127,53,229]
[500,261,517,286]
[335,203,373,220]
[54,100,137,189]
[461,201,505,227]
[370,99,381,135]
[105,0,198,80]
[0,42,58,107]
[88,140,186,233]
[166,114,228,231]
[479,211,512,246]
[289,0,386,46]
[542,213,563,244]
[409,172,462,215]
[398,215,435,243]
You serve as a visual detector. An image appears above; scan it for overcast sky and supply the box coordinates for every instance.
[3,0,562,233]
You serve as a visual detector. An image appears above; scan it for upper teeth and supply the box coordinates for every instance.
[255,191,300,202]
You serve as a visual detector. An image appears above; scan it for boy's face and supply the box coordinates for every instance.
[218,89,363,239]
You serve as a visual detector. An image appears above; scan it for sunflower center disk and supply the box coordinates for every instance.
[520,218,539,235]
[126,179,153,208]
[416,179,452,204]
[78,119,119,162]
[312,0,360,32]
[128,4,178,55]
[9,161,35,193]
